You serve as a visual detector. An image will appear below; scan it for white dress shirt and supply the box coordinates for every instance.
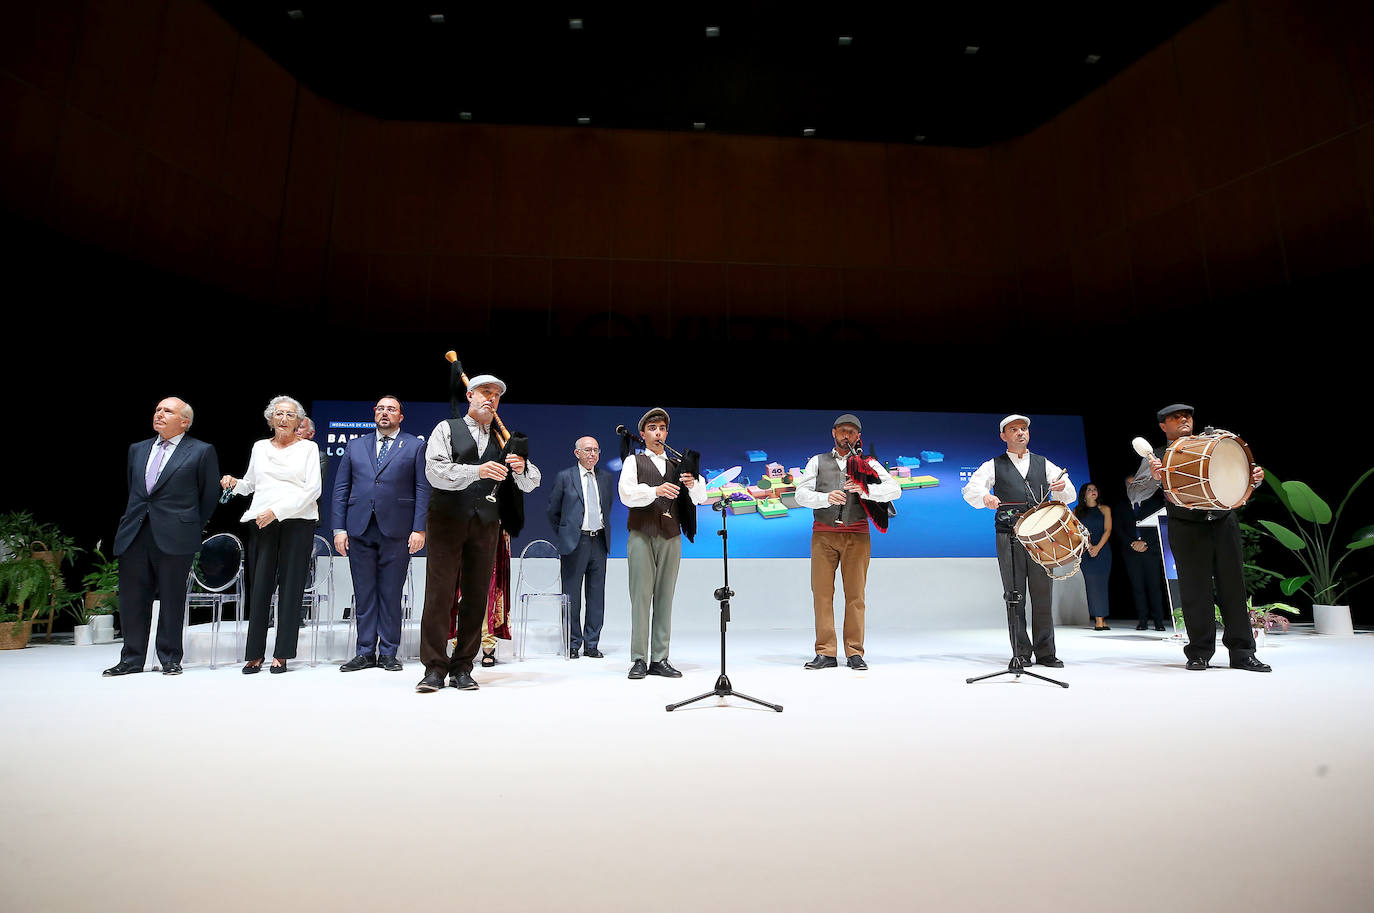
[794,452,902,509]
[425,416,541,492]
[618,450,709,508]
[232,438,322,522]
[961,450,1075,509]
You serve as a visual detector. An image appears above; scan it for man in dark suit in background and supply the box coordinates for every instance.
[332,396,430,672]
[1117,475,1168,631]
[547,435,613,659]
[104,397,221,677]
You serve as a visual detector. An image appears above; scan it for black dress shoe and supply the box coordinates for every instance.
[269,661,289,674]
[1154,623,1167,632]
[480,649,497,668]
[340,654,377,672]
[648,659,682,678]
[161,662,183,676]
[242,662,262,675]
[102,661,143,677]
[1136,622,1148,630]
[804,654,838,669]
[628,659,648,679]
[846,654,868,670]
[583,647,604,658]
[569,647,580,659]
[1036,657,1065,668]
[1229,655,1272,673]
[1185,658,1209,671]
[377,654,403,672]
[449,671,479,690]
[416,670,445,693]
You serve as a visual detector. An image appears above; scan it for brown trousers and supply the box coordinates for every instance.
[419,508,499,676]
[811,529,871,657]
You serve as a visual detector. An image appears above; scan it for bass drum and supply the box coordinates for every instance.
[1013,501,1088,579]
[1161,431,1256,511]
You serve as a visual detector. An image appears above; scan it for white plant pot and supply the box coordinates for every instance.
[1252,627,1265,651]
[73,624,93,646]
[90,615,116,644]
[1313,604,1354,636]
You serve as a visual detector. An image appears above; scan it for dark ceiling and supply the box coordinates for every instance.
[210,3,1219,147]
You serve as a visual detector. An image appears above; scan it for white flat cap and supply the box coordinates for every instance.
[466,374,506,395]
[999,414,1030,432]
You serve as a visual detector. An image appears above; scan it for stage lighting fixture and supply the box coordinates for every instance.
[705,26,720,38]
[429,14,445,24]
[838,36,853,46]
[459,111,473,120]
[693,122,706,130]
[914,134,926,142]
[569,18,583,30]
[1085,53,1101,64]
[577,116,591,125]
[286,9,304,20]
[964,45,979,55]
[803,127,816,137]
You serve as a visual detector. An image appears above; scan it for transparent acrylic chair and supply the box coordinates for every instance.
[513,539,570,661]
[302,535,335,667]
[186,532,245,669]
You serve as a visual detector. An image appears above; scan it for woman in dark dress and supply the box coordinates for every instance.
[1075,482,1113,631]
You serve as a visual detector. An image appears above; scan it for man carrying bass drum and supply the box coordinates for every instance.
[1128,404,1270,673]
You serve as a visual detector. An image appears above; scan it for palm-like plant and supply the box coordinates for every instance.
[1244,469,1374,606]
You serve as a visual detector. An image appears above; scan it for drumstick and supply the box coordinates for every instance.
[1131,437,1154,458]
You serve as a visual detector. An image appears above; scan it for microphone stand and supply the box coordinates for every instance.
[665,494,783,713]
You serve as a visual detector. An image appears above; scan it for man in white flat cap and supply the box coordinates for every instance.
[618,407,707,680]
[961,414,1074,668]
[795,413,901,671]
[416,371,540,693]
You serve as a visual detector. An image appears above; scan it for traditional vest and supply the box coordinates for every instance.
[992,452,1047,530]
[811,452,868,531]
[626,453,682,540]
[428,419,524,534]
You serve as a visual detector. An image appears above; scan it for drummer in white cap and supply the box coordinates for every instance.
[961,414,1074,669]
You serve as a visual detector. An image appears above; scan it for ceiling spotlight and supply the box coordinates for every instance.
[692,122,706,131]
[802,127,816,137]
[286,9,304,20]
[577,116,591,125]
[569,18,583,30]
[838,36,853,46]
[914,134,926,142]
[459,111,473,121]
[1085,53,1101,64]
[429,14,444,24]
[705,26,720,38]
[964,45,979,55]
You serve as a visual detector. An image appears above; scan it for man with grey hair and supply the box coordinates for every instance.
[547,435,614,658]
[961,414,1074,669]
[795,414,901,670]
[104,397,221,677]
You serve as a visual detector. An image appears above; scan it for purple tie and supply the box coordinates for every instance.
[146,439,169,491]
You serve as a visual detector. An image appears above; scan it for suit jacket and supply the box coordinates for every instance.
[331,431,431,540]
[547,464,614,556]
[114,435,221,557]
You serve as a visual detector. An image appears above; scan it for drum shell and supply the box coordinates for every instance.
[1160,432,1256,511]
[1013,502,1088,571]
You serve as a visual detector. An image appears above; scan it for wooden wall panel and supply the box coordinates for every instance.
[66,0,165,139]
[550,257,611,336]
[1070,232,1134,325]
[369,122,437,252]
[823,141,892,269]
[427,125,496,256]
[0,73,62,220]
[1272,135,1374,279]
[489,128,556,257]
[1055,90,1124,245]
[368,251,429,313]
[785,266,843,336]
[328,113,380,253]
[219,39,295,220]
[1002,125,1067,265]
[886,146,950,271]
[276,88,341,303]
[548,131,614,259]
[0,0,81,98]
[607,132,672,260]
[48,107,140,248]
[1127,201,1210,308]
[489,256,551,336]
[724,136,789,264]
[1107,43,1196,223]
[667,135,729,262]
[608,259,671,337]
[1197,171,1286,298]
[428,255,492,335]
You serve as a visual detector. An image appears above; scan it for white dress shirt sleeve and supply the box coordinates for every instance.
[425,420,481,491]
[961,459,997,508]
[793,455,829,510]
[618,456,655,508]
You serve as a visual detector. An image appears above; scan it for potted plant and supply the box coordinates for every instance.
[65,591,94,646]
[1247,597,1299,650]
[1243,469,1374,635]
[0,555,59,649]
[80,542,119,644]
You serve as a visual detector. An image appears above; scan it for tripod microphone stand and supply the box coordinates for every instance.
[666,493,783,713]
[965,586,1069,689]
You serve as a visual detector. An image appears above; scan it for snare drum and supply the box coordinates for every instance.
[1013,501,1088,579]
[1160,431,1256,511]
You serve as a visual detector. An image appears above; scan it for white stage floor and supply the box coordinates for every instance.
[2,624,1372,913]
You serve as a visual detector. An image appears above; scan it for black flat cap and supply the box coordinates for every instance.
[1156,403,1194,422]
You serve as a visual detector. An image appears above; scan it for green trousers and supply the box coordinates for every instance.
[626,529,681,662]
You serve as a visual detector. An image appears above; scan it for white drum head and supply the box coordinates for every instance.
[1209,438,1251,507]
[1018,503,1066,536]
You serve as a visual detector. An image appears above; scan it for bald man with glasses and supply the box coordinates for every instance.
[547,436,615,658]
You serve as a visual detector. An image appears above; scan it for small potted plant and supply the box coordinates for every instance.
[0,555,58,649]
[80,542,119,644]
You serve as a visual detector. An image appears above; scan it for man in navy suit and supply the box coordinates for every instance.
[104,397,221,677]
[546,436,613,658]
[332,396,430,672]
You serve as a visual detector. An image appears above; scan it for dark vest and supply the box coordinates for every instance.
[627,453,682,540]
[992,452,1047,530]
[811,452,867,527]
[428,419,526,535]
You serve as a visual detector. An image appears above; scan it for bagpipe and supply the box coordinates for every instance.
[444,350,528,534]
[614,424,701,542]
[835,436,893,533]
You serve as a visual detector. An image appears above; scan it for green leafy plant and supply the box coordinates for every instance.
[80,541,119,615]
[0,557,58,633]
[1249,597,1299,633]
[1243,469,1374,606]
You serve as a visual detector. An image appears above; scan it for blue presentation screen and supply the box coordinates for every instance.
[314,402,1088,560]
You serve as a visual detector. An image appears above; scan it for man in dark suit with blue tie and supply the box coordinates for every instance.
[103,397,221,677]
[332,396,430,672]
[547,435,613,658]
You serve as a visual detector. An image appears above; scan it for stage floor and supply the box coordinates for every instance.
[2,624,1371,913]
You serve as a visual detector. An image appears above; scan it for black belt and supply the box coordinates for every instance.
[581,529,602,537]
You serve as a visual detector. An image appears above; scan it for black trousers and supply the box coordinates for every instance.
[562,531,608,650]
[1123,530,1166,625]
[1168,512,1254,662]
[244,518,314,661]
[996,531,1055,661]
[117,522,196,667]
[419,508,499,676]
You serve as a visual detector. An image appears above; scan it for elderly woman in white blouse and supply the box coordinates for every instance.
[220,395,321,674]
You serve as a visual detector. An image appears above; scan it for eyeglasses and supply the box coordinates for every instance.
[273,411,298,419]
[578,447,600,453]
[374,405,400,413]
